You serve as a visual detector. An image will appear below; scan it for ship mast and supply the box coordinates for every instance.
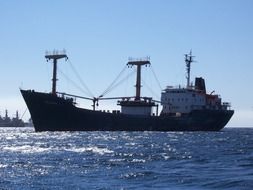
[185,50,195,88]
[127,57,150,100]
[45,50,68,95]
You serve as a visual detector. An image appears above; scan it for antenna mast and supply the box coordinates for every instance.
[45,50,68,95]
[185,50,195,88]
[127,57,150,100]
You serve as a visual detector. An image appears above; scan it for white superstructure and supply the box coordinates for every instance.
[161,86,206,114]
[160,51,231,115]
[160,80,225,115]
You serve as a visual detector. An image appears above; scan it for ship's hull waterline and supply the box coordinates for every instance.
[21,90,234,132]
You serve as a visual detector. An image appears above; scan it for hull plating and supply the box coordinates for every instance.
[21,90,234,132]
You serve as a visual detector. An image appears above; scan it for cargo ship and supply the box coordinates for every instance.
[21,51,234,131]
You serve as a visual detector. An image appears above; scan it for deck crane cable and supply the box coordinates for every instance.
[99,69,136,98]
[150,65,162,91]
[67,59,94,98]
[99,65,128,97]
[141,78,160,100]
[20,108,27,120]
[58,68,93,98]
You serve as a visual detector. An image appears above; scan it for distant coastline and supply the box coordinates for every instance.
[0,109,32,127]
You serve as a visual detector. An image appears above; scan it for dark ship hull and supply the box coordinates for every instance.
[21,90,234,132]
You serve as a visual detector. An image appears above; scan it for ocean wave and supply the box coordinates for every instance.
[0,164,7,168]
[2,145,51,154]
[0,128,252,189]
[64,146,114,155]
[1,144,114,155]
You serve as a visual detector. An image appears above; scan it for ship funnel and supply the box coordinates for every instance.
[195,77,206,93]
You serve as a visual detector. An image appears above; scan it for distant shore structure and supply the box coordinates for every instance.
[0,109,26,127]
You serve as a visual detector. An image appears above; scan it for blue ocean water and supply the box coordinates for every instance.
[0,127,252,190]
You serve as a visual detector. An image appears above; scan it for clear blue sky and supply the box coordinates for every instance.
[0,0,252,127]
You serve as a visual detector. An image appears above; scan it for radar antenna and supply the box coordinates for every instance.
[185,50,195,88]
